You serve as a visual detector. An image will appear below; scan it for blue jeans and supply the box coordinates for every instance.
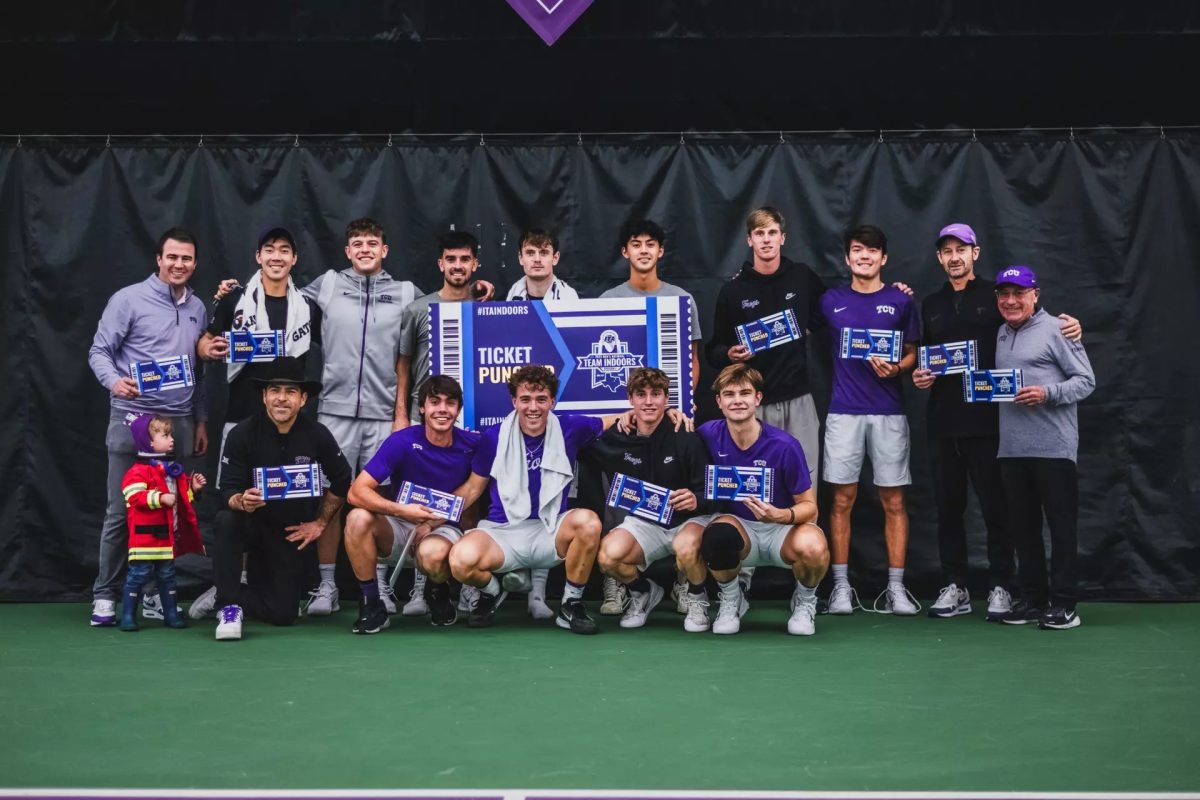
[123,559,177,597]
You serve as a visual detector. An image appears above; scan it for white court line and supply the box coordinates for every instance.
[1,791,1198,799]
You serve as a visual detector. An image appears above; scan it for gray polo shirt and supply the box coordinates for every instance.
[599,279,703,341]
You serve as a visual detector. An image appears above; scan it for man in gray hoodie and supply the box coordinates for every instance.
[993,265,1095,630]
[87,227,212,627]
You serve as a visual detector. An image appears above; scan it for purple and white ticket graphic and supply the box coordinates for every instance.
[253,463,324,501]
[607,472,674,526]
[397,481,465,523]
[129,355,195,393]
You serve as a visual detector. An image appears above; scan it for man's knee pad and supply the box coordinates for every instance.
[701,522,743,570]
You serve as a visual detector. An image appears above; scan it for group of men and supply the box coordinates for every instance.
[87,206,1095,640]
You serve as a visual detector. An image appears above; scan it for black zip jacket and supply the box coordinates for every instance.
[920,276,1002,438]
[577,420,712,528]
[704,257,827,404]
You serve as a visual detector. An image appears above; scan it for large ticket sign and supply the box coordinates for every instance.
[431,298,692,430]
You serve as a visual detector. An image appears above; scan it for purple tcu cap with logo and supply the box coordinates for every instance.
[937,223,977,246]
[995,265,1038,289]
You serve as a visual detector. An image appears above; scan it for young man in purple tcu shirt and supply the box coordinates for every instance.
[448,365,644,635]
[819,225,921,616]
[674,364,829,636]
[343,375,481,634]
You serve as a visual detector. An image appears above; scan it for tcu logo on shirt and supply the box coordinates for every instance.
[411,443,424,450]
[753,459,767,467]
[876,304,896,315]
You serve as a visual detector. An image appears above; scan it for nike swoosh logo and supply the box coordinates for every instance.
[786,292,796,299]
[717,452,728,457]
[929,314,943,322]
[834,306,847,313]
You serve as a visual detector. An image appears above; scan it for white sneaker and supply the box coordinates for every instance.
[712,583,749,635]
[457,585,479,613]
[215,605,243,641]
[90,598,116,627]
[305,582,340,616]
[599,575,628,615]
[986,585,1013,622]
[527,593,554,620]
[141,592,180,620]
[683,595,711,632]
[828,582,856,615]
[188,585,218,620]
[928,583,971,618]
[620,582,664,629]
[401,571,427,616]
[670,578,690,614]
[883,582,919,615]
[790,582,806,612]
[788,591,818,636]
[501,569,533,593]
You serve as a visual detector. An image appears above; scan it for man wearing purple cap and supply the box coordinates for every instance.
[913,224,1081,621]
[992,266,1094,629]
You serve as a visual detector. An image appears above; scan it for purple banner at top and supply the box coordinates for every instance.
[506,0,595,45]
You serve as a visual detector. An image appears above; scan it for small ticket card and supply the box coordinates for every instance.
[705,465,774,502]
[397,481,464,523]
[128,355,195,393]
[839,328,903,362]
[253,463,324,501]
[735,309,803,354]
[962,369,1024,403]
[225,330,286,363]
[919,340,978,375]
[606,473,674,526]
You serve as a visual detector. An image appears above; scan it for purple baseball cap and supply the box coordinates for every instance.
[937,223,977,246]
[995,265,1038,289]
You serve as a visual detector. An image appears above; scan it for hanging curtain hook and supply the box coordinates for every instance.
[16,133,21,147]
[779,130,785,144]
[387,133,393,147]
[1160,126,1166,140]
[577,132,582,146]
[105,134,111,148]
[878,130,884,143]
[293,134,300,148]
[1069,127,1075,142]
[679,131,685,145]
[971,129,977,142]
[479,132,485,146]
[198,133,204,148]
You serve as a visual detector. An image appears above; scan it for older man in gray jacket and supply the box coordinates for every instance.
[992,266,1095,630]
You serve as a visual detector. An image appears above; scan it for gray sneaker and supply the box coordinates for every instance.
[827,582,857,615]
[620,582,664,629]
[401,572,427,616]
[928,583,971,618]
[986,586,1013,622]
[187,585,218,620]
[599,575,628,615]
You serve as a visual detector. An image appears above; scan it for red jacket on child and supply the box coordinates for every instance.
[122,459,205,560]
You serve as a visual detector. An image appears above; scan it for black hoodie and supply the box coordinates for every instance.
[704,257,827,404]
[578,418,712,528]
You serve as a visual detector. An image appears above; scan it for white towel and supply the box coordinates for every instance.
[494,411,573,532]
[227,271,312,382]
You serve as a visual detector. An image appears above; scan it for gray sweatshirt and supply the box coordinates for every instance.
[995,307,1095,461]
[88,274,208,420]
[302,268,419,420]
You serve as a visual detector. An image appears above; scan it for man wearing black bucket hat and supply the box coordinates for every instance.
[211,357,352,641]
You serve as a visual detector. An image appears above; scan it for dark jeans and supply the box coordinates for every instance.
[123,560,177,599]
[929,434,1015,591]
[213,510,315,626]
[999,457,1079,610]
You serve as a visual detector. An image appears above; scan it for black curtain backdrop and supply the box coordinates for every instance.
[1,133,1198,600]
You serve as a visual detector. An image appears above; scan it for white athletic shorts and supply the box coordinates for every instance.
[613,515,708,571]
[474,518,567,572]
[758,393,820,485]
[709,515,801,569]
[383,517,462,563]
[822,413,911,487]
[318,412,392,473]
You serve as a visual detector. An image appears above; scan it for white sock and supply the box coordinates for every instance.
[239,570,248,585]
[562,580,584,602]
[794,581,817,601]
[717,577,740,595]
[531,568,548,596]
[319,564,336,585]
[375,563,388,581]
[831,564,849,586]
[481,576,500,597]
[888,567,904,587]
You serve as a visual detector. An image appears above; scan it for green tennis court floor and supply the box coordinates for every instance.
[1,601,1196,794]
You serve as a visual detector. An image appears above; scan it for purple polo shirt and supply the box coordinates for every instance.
[363,426,481,504]
[819,285,920,415]
[473,413,604,524]
[696,419,811,522]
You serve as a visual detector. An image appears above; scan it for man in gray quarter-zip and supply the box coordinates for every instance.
[992,265,1095,631]
[87,227,214,628]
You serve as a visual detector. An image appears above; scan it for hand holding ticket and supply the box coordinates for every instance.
[705,465,774,501]
[397,481,464,523]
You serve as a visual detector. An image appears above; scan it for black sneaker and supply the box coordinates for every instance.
[1038,605,1081,630]
[468,591,499,628]
[556,598,598,635]
[1000,599,1044,625]
[352,601,391,635]
[428,581,457,627]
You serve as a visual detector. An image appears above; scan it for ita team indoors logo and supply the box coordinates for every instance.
[576,329,644,392]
